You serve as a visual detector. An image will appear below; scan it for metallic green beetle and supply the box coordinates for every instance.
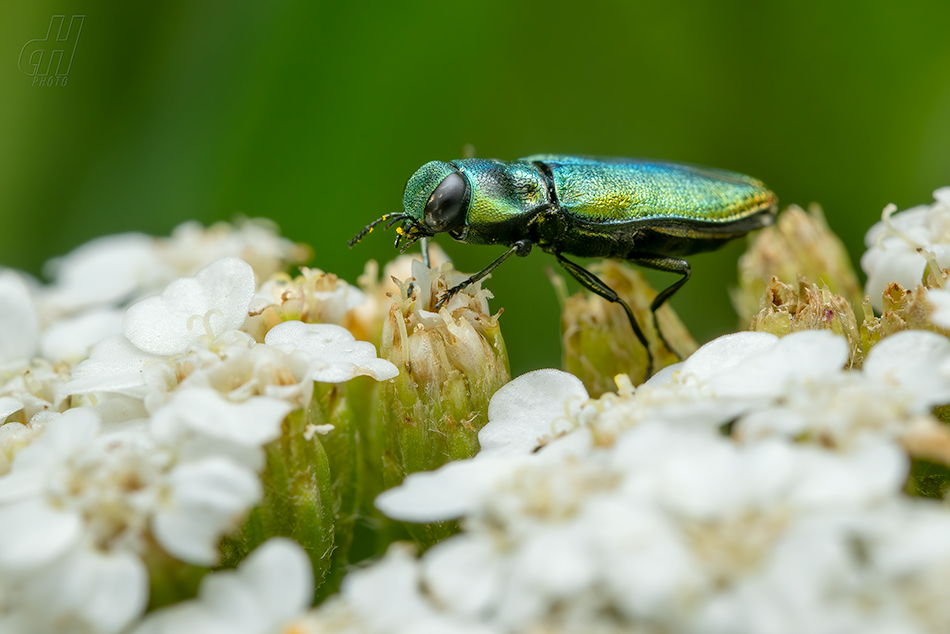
[350,154,778,375]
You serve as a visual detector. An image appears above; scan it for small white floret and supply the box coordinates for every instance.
[123,257,256,356]
[264,320,398,382]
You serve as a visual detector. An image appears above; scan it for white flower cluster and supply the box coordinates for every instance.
[38,218,310,324]
[0,222,396,634]
[9,185,950,634]
[291,329,950,634]
[862,187,950,313]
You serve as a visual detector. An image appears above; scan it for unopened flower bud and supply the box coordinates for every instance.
[749,277,863,364]
[351,244,451,349]
[734,204,862,323]
[379,260,510,484]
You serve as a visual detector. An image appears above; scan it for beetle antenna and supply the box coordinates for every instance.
[384,215,407,230]
[348,213,407,247]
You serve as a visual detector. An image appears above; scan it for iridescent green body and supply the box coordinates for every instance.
[352,154,777,377]
[401,154,777,258]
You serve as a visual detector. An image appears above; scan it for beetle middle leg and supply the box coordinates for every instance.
[628,254,690,358]
[433,239,533,310]
[555,253,654,378]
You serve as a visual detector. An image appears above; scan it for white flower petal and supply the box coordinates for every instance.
[153,457,262,565]
[709,330,848,399]
[132,604,225,634]
[123,257,255,356]
[679,331,779,382]
[928,288,950,330]
[376,457,515,523]
[422,534,502,617]
[863,329,950,411]
[61,334,163,398]
[175,435,266,472]
[643,360,682,385]
[23,547,148,634]
[872,505,950,576]
[203,538,313,625]
[0,396,24,422]
[93,395,149,424]
[40,307,124,362]
[861,192,950,312]
[589,499,699,617]
[232,538,314,621]
[0,271,39,363]
[615,425,749,519]
[189,559,274,631]
[42,233,165,312]
[0,470,44,502]
[0,498,81,570]
[341,543,436,631]
[862,249,927,313]
[513,522,597,598]
[9,407,100,473]
[265,320,397,382]
[150,389,291,447]
[791,441,907,507]
[479,369,589,457]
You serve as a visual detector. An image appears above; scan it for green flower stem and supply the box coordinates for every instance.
[220,404,334,600]
[310,383,359,599]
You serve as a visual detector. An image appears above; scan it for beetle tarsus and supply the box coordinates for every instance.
[433,286,461,311]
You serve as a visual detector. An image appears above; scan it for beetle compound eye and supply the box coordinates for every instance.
[423,172,468,233]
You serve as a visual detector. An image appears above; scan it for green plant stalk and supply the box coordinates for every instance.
[220,404,334,600]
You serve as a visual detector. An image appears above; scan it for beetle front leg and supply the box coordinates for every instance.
[555,253,654,379]
[433,240,533,310]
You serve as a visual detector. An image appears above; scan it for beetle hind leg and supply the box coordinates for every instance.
[555,253,654,379]
[627,254,691,359]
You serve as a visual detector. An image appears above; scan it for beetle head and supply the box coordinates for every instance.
[349,161,471,253]
[404,160,470,239]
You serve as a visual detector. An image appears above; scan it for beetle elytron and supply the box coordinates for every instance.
[350,154,778,376]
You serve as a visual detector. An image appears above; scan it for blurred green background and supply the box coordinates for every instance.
[2,1,949,375]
